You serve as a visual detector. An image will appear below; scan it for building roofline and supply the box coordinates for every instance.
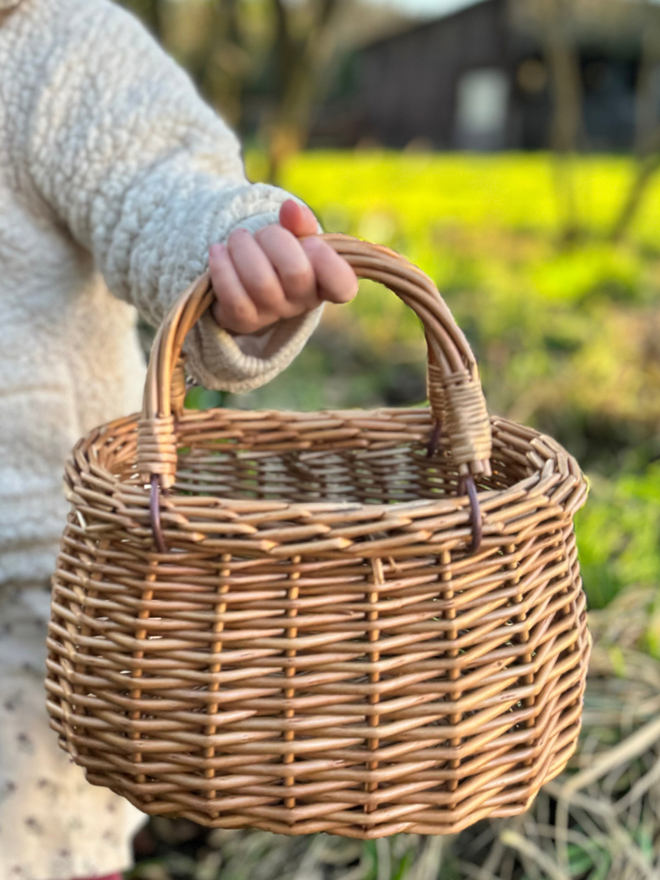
[361,0,499,51]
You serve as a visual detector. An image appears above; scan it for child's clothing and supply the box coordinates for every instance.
[0,0,322,876]
[0,583,145,879]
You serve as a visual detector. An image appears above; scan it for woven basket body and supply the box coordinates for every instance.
[46,237,590,839]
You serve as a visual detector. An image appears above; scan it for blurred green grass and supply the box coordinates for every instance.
[251,152,660,247]
[238,151,660,625]
[139,149,660,880]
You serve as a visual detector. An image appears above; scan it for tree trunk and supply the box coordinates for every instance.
[537,0,584,243]
[610,153,660,243]
[134,0,166,41]
[609,0,660,242]
[265,0,343,183]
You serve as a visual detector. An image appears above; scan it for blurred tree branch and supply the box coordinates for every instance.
[128,0,166,40]
[120,0,345,182]
[511,0,584,242]
[539,0,583,156]
[514,0,660,246]
[184,0,248,129]
[265,0,345,181]
[532,0,584,242]
[610,0,660,242]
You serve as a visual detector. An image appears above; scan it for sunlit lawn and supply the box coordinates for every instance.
[134,150,660,880]
[238,152,660,621]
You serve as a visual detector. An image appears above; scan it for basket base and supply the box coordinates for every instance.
[59,709,585,840]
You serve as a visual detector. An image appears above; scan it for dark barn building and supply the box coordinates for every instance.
[313,0,655,151]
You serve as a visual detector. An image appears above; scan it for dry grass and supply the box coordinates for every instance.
[129,590,660,880]
[454,588,660,880]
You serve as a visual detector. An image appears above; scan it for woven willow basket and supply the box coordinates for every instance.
[46,235,590,839]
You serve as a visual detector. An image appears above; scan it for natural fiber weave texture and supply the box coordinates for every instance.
[46,236,590,839]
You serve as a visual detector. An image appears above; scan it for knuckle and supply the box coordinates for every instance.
[281,265,314,295]
[208,251,226,276]
[322,269,358,304]
[227,228,250,250]
[226,300,255,332]
[281,298,306,319]
[254,225,276,244]
[254,276,282,304]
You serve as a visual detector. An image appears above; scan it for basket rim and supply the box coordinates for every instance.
[70,406,585,520]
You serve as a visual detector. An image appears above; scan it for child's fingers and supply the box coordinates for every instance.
[255,225,316,305]
[301,237,359,304]
[210,213,357,335]
[279,200,319,238]
[209,242,262,335]
[226,228,287,315]
[279,200,359,305]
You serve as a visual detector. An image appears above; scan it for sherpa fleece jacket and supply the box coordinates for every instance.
[0,0,323,587]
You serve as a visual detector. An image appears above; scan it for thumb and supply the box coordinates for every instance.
[279,199,319,238]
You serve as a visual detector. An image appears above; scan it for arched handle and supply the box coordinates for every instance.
[138,235,492,551]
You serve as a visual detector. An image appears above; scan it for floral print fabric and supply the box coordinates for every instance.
[0,586,146,880]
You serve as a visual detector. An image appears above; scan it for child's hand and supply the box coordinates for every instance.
[209,200,358,335]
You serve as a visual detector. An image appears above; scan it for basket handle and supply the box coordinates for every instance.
[138,234,492,551]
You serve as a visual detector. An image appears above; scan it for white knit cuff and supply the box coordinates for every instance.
[183,207,324,393]
[185,306,322,393]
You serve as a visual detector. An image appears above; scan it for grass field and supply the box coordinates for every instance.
[254,152,660,244]
[242,152,660,623]
[146,152,660,880]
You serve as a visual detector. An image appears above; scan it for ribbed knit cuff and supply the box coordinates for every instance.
[183,206,324,393]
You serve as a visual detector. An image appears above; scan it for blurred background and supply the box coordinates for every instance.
[121,1,660,877]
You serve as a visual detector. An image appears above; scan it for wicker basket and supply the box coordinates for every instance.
[46,235,590,839]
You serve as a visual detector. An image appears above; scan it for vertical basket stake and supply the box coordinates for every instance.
[426,419,442,459]
[150,475,168,554]
[459,473,482,553]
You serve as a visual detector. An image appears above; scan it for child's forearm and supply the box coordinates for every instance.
[7,0,326,391]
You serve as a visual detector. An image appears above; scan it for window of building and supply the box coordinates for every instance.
[455,68,510,149]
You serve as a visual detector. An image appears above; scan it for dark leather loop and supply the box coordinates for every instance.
[150,475,168,554]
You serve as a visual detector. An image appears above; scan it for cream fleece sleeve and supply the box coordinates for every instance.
[8,0,322,393]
